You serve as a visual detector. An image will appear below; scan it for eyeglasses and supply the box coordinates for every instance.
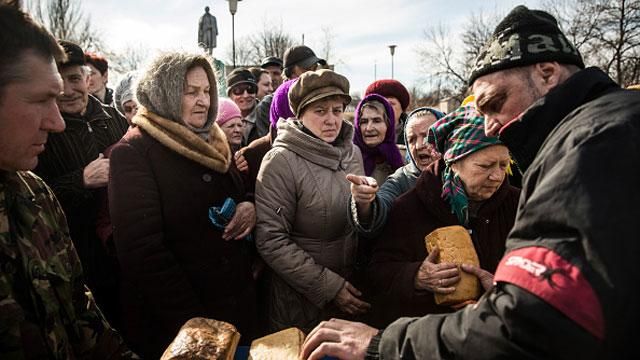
[231,84,257,96]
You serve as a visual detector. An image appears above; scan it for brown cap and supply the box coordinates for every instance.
[288,69,351,118]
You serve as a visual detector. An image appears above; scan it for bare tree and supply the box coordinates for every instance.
[224,36,256,66]
[28,0,102,51]
[544,0,640,86]
[417,10,500,101]
[225,21,295,66]
[106,45,149,75]
[318,26,335,64]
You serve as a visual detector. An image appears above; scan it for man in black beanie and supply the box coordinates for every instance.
[301,5,640,360]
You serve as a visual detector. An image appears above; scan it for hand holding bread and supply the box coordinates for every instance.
[414,247,461,294]
[425,226,482,305]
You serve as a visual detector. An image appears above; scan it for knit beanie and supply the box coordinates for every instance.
[136,52,218,133]
[216,98,242,126]
[225,68,257,95]
[468,5,584,85]
[114,71,137,114]
[364,79,410,111]
[269,78,297,129]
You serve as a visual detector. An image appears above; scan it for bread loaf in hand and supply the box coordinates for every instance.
[425,225,481,305]
[161,317,240,360]
[249,327,305,360]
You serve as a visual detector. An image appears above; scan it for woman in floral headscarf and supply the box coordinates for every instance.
[366,104,520,327]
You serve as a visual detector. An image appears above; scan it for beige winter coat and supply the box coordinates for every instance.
[255,119,364,333]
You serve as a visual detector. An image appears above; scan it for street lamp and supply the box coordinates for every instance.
[227,0,242,68]
[388,45,397,79]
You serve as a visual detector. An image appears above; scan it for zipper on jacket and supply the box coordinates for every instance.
[86,121,93,133]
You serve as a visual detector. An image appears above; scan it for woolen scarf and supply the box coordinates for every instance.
[353,93,404,176]
[133,108,231,173]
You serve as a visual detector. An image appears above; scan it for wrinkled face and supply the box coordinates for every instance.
[451,145,510,201]
[57,65,89,115]
[300,98,345,143]
[385,96,403,123]
[256,73,273,99]
[229,84,256,114]
[264,65,282,88]
[0,53,65,171]
[406,113,440,170]
[220,117,244,146]
[359,106,388,148]
[122,99,138,125]
[181,66,211,128]
[87,63,107,95]
[473,70,543,137]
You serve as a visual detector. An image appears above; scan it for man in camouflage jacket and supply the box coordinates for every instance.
[0,3,134,358]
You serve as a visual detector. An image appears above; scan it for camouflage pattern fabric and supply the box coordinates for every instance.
[0,170,136,359]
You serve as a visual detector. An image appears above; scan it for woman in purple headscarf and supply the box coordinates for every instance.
[353,94,405,185]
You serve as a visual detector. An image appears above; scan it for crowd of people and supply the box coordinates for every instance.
[1,1,639,359]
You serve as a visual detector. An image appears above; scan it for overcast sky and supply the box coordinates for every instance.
[82,0,543,94]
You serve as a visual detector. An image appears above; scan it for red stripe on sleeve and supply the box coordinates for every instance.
[494,246,605,340]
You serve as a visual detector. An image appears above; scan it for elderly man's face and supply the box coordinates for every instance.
[473,69,543,137]
[57,65,89,115]
[0,53,65,171]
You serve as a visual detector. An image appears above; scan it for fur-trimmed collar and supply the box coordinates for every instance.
[133,108,231,173]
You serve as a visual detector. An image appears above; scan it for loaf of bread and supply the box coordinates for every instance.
[425,225,481,305]
[161,317,240,360]
[248,327,305,360]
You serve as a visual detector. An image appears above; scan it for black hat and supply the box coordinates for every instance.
[261,56,283,69]
[283,45,323,70]
[58,40,85,68]
[225,68,257,95]
[468,5,585,85]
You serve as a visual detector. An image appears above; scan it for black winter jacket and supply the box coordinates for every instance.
[370,68,640,359]
[34,95,128,325]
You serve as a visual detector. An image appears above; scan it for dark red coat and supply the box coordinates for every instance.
[367,168,519,327]
[109,127,256,358]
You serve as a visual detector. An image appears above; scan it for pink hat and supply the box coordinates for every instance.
[216,98,242,126]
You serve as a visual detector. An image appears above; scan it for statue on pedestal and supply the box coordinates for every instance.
[198,6,218,55]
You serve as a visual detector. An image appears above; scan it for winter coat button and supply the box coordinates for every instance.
[485,219,490,224]
[202,174,212,182]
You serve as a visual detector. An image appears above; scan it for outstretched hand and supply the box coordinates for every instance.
[300,318,379,360]
[461,264,494,291]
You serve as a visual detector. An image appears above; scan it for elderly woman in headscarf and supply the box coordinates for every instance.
[348,107,445,239]
[255,69,368,333]
[366,104,520,327]
[353,93,405,185]
[108,53,257,358]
